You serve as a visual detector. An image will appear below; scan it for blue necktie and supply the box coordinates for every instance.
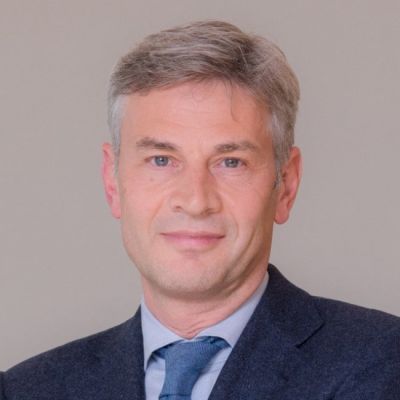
[158,336,228,400]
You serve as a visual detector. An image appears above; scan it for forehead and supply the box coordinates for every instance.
[120,81,269,144]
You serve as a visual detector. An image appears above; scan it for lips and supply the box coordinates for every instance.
[160,231,225,250]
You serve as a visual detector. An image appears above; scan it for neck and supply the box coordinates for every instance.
[142,267,267,339]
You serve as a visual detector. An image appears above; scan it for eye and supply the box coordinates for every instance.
[222,158,243,168]
[151,156,171,167]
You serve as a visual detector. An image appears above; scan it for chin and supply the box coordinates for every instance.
[144,266,228,300]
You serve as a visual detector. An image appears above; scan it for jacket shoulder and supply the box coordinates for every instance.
[314,295,400,338]
[260,266,400,397]
[309,297,400,397]
[0,371,6,400]
[309,295,400,372]
[1,317,137,400]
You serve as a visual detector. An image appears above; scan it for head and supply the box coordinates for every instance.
[102,21,302,309]
[107,20,300,176]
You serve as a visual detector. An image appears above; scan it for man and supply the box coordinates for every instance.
[1,20,399,400]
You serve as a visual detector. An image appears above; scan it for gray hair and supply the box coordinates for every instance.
[108,20,300,174]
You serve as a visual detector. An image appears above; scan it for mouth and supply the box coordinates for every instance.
[160,231,225,250]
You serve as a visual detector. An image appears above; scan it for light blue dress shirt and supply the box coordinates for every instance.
[141,271,269,400]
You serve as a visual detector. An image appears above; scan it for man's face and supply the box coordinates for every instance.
[103,81,301,303]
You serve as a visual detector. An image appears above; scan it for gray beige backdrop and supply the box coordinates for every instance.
[1,0,399,370]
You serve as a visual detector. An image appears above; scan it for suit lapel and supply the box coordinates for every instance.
[209,265,324,400]
[66,309,145,400]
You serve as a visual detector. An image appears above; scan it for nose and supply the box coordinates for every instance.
[169,165,222,217]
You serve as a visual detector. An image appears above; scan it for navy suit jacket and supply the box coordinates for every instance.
[1,265,400,399]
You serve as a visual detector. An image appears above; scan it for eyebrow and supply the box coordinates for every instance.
[214,141,258,153]
[136,137,179,151]
[135,137,258,153]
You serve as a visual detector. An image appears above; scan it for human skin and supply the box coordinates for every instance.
[102,81,301,337]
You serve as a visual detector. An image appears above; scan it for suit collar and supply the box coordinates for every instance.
[103,310,146,399]
[209,264,324,399]
[66,310,146,400]
[262,264,324,346]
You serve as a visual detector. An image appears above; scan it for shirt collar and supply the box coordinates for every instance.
[141,271,269,370]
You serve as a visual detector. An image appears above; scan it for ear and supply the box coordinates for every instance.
[102,143,121,219]
[274,146,302,224]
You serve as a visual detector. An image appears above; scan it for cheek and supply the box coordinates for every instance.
[119,189,156,262]
[222,185,277,235]
[119,176,167,230]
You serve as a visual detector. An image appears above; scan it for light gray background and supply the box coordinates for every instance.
[1,0,399,370]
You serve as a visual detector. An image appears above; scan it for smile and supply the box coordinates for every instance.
[160,231,225,250]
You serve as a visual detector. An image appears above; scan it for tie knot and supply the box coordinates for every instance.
[158,336,228,399]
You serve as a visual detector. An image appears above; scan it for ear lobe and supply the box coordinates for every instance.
[102,143,121,219]
[274,147,302,225]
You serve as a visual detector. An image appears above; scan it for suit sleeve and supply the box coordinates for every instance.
[0,371,7,400]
